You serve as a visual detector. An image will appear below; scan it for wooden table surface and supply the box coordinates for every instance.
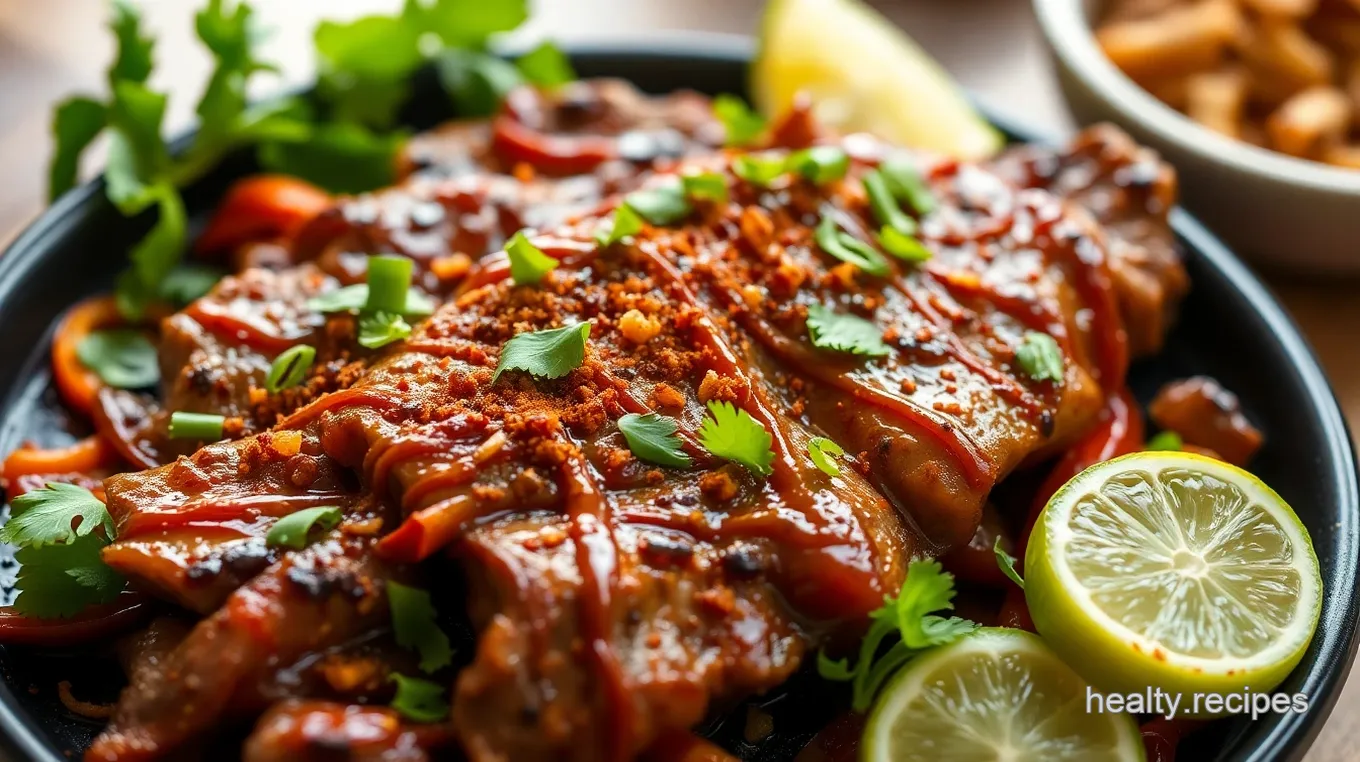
[1,0,1357,759]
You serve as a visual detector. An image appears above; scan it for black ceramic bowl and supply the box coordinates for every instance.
[0,33,1355,762]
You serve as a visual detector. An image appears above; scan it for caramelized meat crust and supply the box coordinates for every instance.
[87,81,1187,762]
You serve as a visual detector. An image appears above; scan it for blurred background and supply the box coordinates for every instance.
[0,1,1355,758]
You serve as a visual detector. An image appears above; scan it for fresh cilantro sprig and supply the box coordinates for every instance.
[388,581,454,673]
[817,560,977,712]
[698,401,774,478]
[806,304,891,358]
[492,323,591,383]
[0,483,126,618]
[618,413,692,469]
[51,0,576,322]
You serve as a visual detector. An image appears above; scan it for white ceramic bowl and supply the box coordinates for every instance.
[1033,0,1360,272]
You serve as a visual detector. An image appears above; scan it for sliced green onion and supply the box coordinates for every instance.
[169,411,226,441]
[863,170,916,237]
[880,157,937,216]
[815,214,890,277]
[879,225,932,263]
[789,146,850,185]
[266,345,317,393]
[365,255,413,314]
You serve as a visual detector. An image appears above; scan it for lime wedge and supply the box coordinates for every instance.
[1026,451,1322,713]
[863,628,1143,762]
[752,0,1004,159]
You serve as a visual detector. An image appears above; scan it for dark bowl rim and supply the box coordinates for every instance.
[0,30,1356,762]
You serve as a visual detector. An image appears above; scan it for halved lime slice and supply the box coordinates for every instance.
[752,0,1004,159]
[1026,451,1322,714]
[863,628,1143,762]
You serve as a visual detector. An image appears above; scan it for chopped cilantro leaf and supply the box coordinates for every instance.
[0,483,115,549]
[805,304,891,358]
[493,323,591,383]
[49,97,108,202]
[698,401,774,478]
[76,329,160,389]
[1015,331,1064,384]
[595,204,644,248]
[618,413,692,469]
[624,182,692,226]
[358,311,412,349]
[506,231,559,285]
[13,538,125,619]
[265,506,342,550]
[816,560,977,711]
[807,437,846,477]
[388,581,454,673]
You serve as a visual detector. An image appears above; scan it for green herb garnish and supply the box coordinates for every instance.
[168,411,226,441]
[506,231,558,285]
[618,413,692,469]
[594,204,644,248]
[388,580,454,673]
[358,311,413,349]
[0,483,125,619]
[879,225,932,263]
[993,537,1024,590]
[1015,331,1064,384]
[265,506,342,550]
[266,345,317,392]
[713,93,766,146]
[817,560,977,711]
[492,323,591,383]
[732,152,788,187]
[863,169,917,237]
[389,674,450,723]
[1146,431,1184,451]
[814,214,890,277]
[807,437,845,477]
[806,304,891,358]
[880,156,937,216]
[76,329,159,389]
[698,400,774,478]
[624,181,692,226]
[681,171,729,206]
[789,146,850,185]
[514,41,575,87]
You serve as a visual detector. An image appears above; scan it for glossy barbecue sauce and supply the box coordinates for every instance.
[446,124,1131,759]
